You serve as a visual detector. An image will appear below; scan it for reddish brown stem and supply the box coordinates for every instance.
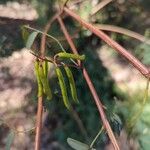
[35,10,64,150]
[57,16,120,150]
[40,13,61,57]
[35,96,43,150]
[63,7,149,78]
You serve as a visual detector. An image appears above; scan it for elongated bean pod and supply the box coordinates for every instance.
[38,63,52,100]
[64,66,79,103]
[34,60,43,97]
[42,60,48,94]
[55,67,70,110]
[42,60,49,94]
[43,60,49,77]
[57,52,85,60]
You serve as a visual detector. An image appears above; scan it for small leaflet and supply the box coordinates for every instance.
[67,138,90,150]
[26,31,39,49]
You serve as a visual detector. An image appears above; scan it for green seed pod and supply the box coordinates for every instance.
[55,67,70,110]
[34,60,43,97]
[38,63,52,100]
[57,52,85,60]
[64,66,79,103]
[43,60,49,77]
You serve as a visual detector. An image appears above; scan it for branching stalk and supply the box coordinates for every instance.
[57,16,120,150]
[63,7,150,78]
[25,25,65,52]
[90,126,104,148]
[94,24,150,45]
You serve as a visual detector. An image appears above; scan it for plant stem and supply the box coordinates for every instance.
[25,25,78,66]
[40,12,63,56]
[90,126,104,148]
[35,96,43,150]
[57,16,120,150]
[94,24,150,45]
[24,25,65,52]
[91,0,113,15]
[63,7,150,78]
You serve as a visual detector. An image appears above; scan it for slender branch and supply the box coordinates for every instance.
[35,96,43,150]
[30,51,81,69]
[46,30,79,43]
[39,9,87,141]
[90,126,104,148]
[40,12,63,56]
[63,7,150,78]
[25,25,65,52]
[91,0,113,16]
[94,24,150,45]
[83,68,120,150]
[34,12,62,150]
[34,13,63,149]
[40,0,70,56]
[57,16,120,150]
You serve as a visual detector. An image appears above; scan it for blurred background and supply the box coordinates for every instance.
[0,0,150,149]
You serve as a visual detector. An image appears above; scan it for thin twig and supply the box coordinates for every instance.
[30,51,81,69]
[40,0,70,56]
[35,96,43,150]
[46,30,79,43]
[35,10,75,149]
[91,0,113,16]
[94,24,150,45]
[57,16,120,150]
[64,7,150,78]
[90,126,104,148]
[40,12,63,56]
[34,11,62,150]
[25,25,65,52]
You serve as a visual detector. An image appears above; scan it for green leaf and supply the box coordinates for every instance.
[21,26,30,44]
[26,31,39,49]
[5,130,15,150]
[67,138,90,150]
